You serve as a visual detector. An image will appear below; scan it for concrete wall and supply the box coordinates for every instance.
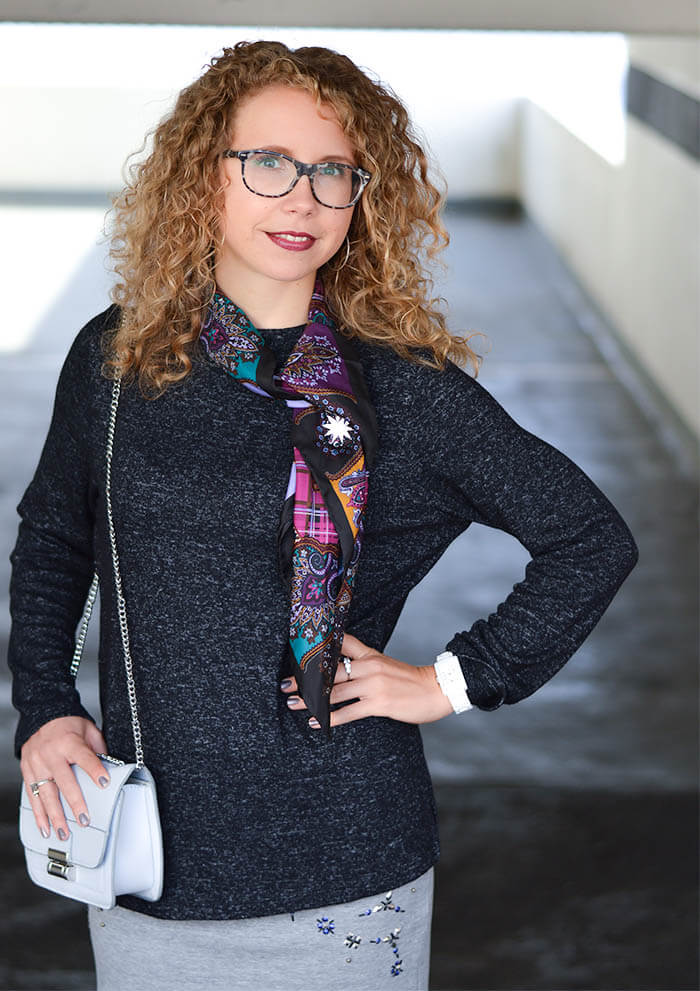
[520,36,699,435]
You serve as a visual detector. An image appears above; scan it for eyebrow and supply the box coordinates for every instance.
[253,144,357,166]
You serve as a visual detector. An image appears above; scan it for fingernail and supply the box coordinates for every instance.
[280,679,292,690]
[58,827,68,841]
[309,717,320,729]
[79,813,90,826]
[99,776,109,788]
[287,696,300,707]
[40,825,50,839]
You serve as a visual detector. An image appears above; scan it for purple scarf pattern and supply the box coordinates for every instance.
[199,278,378,736]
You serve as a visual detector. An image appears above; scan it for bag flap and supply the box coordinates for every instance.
[19,758,137,868]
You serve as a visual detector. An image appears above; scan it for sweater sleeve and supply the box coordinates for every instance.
[428,361,639,711]
[7,306,117,759]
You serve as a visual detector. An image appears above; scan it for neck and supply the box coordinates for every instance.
[214,263,317,328]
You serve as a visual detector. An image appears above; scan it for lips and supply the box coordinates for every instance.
[266,230,317,252]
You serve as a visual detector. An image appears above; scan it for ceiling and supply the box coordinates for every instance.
[1,0,698,33]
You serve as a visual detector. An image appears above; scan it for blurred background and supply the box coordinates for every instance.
[0,3,698,990]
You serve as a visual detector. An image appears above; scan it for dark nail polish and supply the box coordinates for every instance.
[287,696,300,707]
[99,776,109,788]
[58,827,68,841]
[79,813,90,826]
[40,825,50,839]
[280,679,292,690]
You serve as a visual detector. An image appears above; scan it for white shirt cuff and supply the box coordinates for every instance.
[434,651,473,714]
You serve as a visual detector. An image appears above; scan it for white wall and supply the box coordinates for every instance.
[0,26,524,354]
[1,25,697,434]
[0,26,524,198]
[625,36,700,95]
[520,35,699,435]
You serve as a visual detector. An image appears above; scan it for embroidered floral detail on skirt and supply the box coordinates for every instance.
[318,889,412,977]
[358,890,406,916]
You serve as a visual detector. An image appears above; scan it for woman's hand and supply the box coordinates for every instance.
[280,632,455,729]
[20,716,110,840]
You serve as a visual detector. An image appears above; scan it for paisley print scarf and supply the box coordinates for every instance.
[199,277,378,737]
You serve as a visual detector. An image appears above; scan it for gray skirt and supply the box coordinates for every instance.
[87,866,434,991]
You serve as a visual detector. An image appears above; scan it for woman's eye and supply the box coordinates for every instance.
[254,155,281,169]
[319,164,344,177]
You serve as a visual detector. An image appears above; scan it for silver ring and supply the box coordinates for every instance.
[30,777,55,798]
[342,655,352,679]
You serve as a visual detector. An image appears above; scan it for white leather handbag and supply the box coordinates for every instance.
[18,376,164,910]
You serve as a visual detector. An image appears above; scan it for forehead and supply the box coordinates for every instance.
[230,84,356,159]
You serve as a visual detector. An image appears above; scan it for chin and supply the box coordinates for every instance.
[263,260,324,283]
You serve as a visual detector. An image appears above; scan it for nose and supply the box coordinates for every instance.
[282,174,317,214]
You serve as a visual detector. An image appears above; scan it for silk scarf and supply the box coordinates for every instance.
[199,277,378,737]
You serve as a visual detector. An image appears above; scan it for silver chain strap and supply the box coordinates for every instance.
[69,376,145,768]
[70,573,98,679]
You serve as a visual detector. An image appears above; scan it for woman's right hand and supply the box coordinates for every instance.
[20,716,111,841]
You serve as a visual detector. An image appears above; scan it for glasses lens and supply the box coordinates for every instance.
[312,164,361,208]
[244,152,296,195]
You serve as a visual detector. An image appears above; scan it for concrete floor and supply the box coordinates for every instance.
[0,205,697,990]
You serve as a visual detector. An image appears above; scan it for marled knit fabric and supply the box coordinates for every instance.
[7,304,638,920]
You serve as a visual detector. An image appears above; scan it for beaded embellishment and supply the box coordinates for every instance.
[358,890,406,916]
[316,887,416,977]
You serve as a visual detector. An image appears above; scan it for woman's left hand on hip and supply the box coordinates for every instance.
[279,632,455,729]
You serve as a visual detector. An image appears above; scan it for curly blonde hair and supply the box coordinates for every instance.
[105,39,482,396]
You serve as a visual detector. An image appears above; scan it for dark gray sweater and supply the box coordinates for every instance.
[7,304,637,919]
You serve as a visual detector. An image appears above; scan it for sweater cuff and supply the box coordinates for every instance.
[444,635,506,711]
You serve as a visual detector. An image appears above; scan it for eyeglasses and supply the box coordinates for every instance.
[222,149,371,209]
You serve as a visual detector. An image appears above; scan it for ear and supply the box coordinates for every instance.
[217,156,231,191]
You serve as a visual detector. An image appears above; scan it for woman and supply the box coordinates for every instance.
[8,40,638,990]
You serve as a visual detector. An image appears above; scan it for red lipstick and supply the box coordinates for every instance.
[266,230,316,252]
